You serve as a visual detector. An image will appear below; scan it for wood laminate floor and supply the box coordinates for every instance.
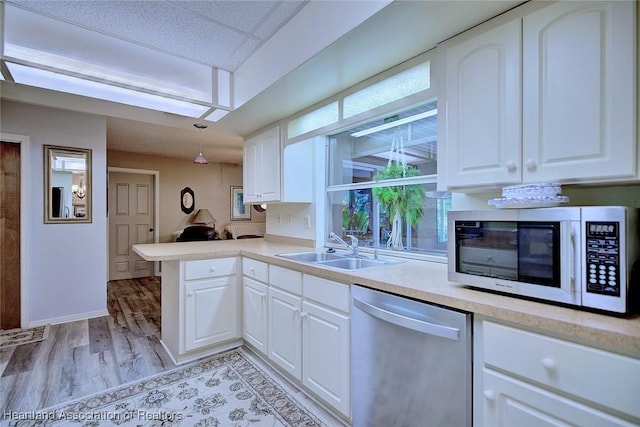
[0,277,176,413]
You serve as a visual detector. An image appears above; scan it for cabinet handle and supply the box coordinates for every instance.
[541,357,556,371]
[187,292,194,297]
[483,390,495,401]
[209,267,216,272]
[505,160,517,172]
[301,312,308,321]
[525,159,537,171]
[249,267,255,275]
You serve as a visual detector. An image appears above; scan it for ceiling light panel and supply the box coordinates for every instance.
[7,62,210,117]
[5,4,214,102]
[205,109,230,122]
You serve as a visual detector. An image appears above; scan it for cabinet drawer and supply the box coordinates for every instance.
[184,257,237,281]
[303,274,350,313]
[243,258,268,283]
[269,265,302,294]
[483,321,640,419]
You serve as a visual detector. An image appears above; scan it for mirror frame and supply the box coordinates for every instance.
[44,145,92,224]
[180,187,195,214]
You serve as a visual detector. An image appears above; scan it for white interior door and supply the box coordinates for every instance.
[108,172,155,280]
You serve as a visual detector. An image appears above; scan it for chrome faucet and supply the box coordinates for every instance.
[329,232,359,257]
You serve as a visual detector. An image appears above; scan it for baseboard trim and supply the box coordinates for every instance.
[27,309,110,328]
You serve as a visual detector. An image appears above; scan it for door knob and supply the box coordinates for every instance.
[149,228,154,232]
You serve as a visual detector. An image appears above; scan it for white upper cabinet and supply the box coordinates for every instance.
[444,1,637,190]
[243,125,312,204]
[522,1,636,183]
[243,126,281,203]
[445,18,522,188]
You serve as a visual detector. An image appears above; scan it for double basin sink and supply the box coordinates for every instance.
[277,250,404,271]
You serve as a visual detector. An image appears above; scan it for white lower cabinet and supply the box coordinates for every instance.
[242,278,268,355]
[268,286,303,378]
[302,300,350,417]
[242,258,269,356]
[161,257,240,364]
[475,317,640,426]
[265,264,351,419]
[483,369,636,427]
[184,276,238,351]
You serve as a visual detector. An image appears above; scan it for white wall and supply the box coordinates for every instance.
[2,101,108,326]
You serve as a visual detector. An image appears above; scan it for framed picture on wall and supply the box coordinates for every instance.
[230,186,251,221]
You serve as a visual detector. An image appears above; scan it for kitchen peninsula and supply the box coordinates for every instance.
[134,238,640,357]
[135,238,640,425]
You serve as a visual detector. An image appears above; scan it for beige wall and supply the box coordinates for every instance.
[108,150,265,242]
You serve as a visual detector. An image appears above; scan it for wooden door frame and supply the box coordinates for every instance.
[1,132,30,328]
[107,167,160,276]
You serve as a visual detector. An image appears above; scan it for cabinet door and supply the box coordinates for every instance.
[268,286,302,379]
[522,1,636,183]
[242,277,268,355]
[243,127,281,203]
[184,277,238,351]
[445,18,522,188]
[242,138,260,203]
[482,369,637,427]
[302,300,350,417]
[257,126,281,202]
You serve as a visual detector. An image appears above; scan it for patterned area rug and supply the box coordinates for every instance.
[0,325,50,348]
[2,348,327,427]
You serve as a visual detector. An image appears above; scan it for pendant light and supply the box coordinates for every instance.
[193,123,208,164]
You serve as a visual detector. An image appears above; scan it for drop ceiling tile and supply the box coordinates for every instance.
[173,1,279,35]
[221,37,262,73]
[253,1,307,39]
[9,0,308,71]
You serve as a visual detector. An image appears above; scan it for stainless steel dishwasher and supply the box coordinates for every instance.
[351,285,472,427]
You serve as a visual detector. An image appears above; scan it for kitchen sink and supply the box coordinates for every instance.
[277,251,404,270]
[318,257,386,270]
[278,251,345,262]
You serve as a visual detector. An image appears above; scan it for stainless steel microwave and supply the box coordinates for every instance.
[448,207,639,314]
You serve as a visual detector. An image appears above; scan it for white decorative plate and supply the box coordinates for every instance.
[489,195,569,209]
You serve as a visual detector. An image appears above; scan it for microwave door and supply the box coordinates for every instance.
[516,221,581,306]
[517,222,560,287]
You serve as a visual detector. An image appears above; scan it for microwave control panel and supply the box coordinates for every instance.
[585,222,620,296]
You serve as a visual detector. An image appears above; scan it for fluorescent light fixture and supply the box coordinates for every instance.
[7,62,211,117]
[6,44,212,102]
[3,3,236,118]
[204,109,230,122]
[4,5,218,103]
[350,109,438,138]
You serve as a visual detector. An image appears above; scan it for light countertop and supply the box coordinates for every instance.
[133,238,640,357]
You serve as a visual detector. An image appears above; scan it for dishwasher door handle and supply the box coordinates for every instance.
[353,297,460,340]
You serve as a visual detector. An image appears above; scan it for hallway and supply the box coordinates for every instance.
[0,277,173,413]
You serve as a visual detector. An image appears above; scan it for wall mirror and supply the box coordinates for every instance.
[44,145,92,223]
